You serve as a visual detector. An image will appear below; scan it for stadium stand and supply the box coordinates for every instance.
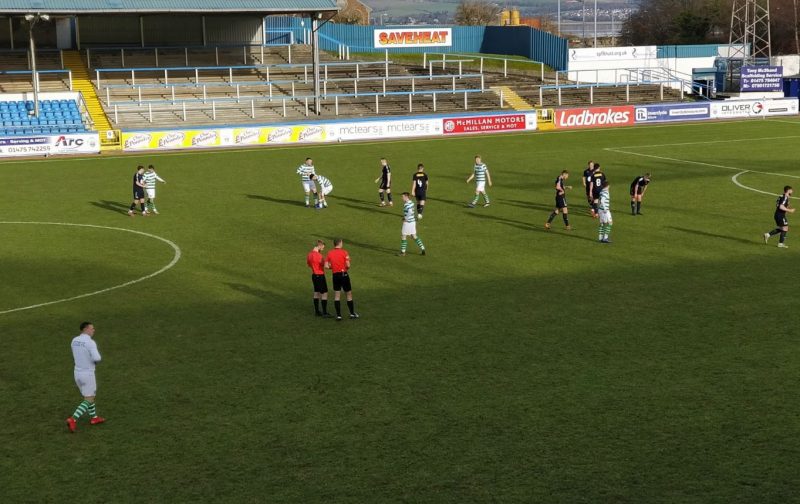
[0,98,88,136]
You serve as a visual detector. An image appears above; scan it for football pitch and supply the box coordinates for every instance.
[2,117,800,502]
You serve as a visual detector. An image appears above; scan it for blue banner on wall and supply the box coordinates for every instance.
[741,66,783,92]
[634,103,710,123]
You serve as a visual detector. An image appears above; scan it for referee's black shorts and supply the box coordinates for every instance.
[311,274,328,293]
[332,272,352,292]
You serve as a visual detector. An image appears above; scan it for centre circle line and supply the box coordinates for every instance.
[0,221,182,315]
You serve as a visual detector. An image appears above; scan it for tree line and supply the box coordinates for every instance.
[451,0,799,54]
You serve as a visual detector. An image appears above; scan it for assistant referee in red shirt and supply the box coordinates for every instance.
[324,238,359,321]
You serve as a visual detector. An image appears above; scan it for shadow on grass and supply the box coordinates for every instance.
[246,194,306,207]
[307,234,397,255]
[426,196,470,208]
[226,282,273,300]
[334,195,374,207]
[339,203,397,218]
[466,212,597,242]
[90,200,129,214]
[498,198,557,212]
[666,226,756,245]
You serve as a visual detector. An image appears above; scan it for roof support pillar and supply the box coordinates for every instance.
[312,13,321,115]
[201,16,207,46]
[139,15,144,48]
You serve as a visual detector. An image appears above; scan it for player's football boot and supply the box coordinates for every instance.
[421,250,426,256]
[152,209,159,215]
[778,243,789,248]
[763,233,770,244]
[565,225,572,231]
[90,416,106,425]
[66,417,77,433]
[127,210,135,217]
[349,313,360,319]
[336,315,343,321]
[483,203,490,207]
[380,202,386,206]
[467,203,476,208]
[397,252,407,256]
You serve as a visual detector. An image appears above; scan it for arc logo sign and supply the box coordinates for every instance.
[555,106,635,129]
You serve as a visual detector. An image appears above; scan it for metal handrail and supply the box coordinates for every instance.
[100,73,483,90]
[110,87,488,109]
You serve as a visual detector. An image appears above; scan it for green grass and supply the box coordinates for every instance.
[2,117,800,502]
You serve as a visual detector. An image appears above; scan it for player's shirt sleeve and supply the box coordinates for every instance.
[89,340,102,363]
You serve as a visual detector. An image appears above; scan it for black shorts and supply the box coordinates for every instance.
[379,180,390,190]
[332,272,352,292]
[775,214,789,227]
[311,274,328,293]
[630,187,643,197]
[415,192,426,202]
[556,194,567,209]
[133,188,145,200]
[591,189,601,200]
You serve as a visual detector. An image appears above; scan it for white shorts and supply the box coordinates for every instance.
[74,371,97,397]
[146,188,156,199]
[402,221,417,237]
[302,180,316,193]
[599,209,613,225]
[321,184,333,196]
[475,181,486,192]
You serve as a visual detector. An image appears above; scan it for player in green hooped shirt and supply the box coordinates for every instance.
[466,155,493,208]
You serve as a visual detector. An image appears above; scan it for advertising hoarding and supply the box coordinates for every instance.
[709,98,799,119]
[634,103,710,123]
[121,112,537,152]
[0,133,100,157]
[373,28,452,49]
[442,113,535,134]
[554,106,635,129]
[740,66,783,92]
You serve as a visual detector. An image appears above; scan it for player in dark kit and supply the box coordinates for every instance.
[128,165,148,217]
[582,161,595,216]
[545,170,571,230]
[589,163,606,217]
[764,186,794,248]
[375,157,393,207]
[325,238,359,320]
[630,173,651,215]
[411,163,429,219]
[307,240,330,317]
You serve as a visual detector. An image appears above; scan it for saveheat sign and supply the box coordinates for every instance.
[555,106,635,129]
[374,28,452,48]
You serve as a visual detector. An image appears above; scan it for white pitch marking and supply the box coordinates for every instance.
[606,135,800,150]
[0,222,182,315]
[730,171,783,196]
[606,147,800,179]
